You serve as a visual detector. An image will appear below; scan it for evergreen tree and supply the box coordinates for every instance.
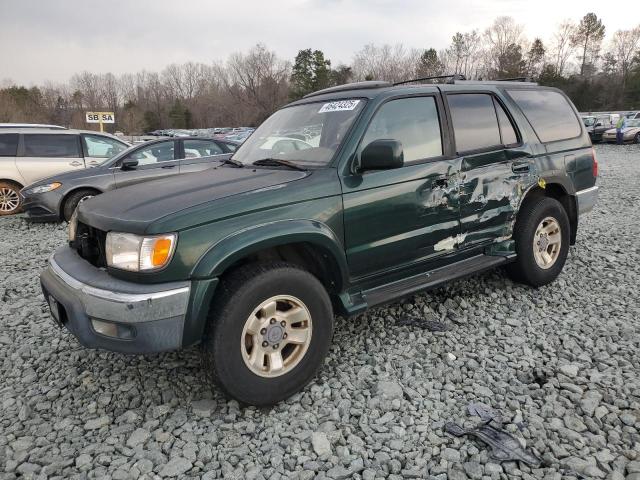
[289,49,332,99]
[417,48,444,77]
[572,13,606,76]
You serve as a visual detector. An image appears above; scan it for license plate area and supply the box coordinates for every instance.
[45,292,66,328]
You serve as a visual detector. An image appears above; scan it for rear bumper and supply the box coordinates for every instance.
[576,186,598,215]
[40,246,191,354]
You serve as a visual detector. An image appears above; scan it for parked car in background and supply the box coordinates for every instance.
[41,79,598,405]
[0,128,129,215]
[21,137,237,221]
[602,118,640,143]
[582,114,619,143]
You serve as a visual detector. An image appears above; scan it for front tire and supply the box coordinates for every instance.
[0,181,22,216]
[63,189,98,221]
[506,196,570,287]
[634,133,640,144]
[201,262,334,406]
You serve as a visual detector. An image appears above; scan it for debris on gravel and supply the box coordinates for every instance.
[1,145,639,479]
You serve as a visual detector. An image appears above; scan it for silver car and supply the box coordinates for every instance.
[0,127,129,215]
[602,119,640,144]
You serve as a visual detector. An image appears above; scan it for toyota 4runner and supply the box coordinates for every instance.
[40,79,599,405]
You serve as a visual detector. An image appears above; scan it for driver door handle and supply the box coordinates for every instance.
[69,161,83,167]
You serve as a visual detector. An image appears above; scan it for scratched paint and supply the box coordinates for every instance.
[434,233,468,251]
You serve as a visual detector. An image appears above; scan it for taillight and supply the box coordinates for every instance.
[591,147,598,177]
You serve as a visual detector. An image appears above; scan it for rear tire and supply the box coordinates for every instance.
[506,196,570,287]
[201,262,334,406]
[63,189,98,221]
[0,181,22,216]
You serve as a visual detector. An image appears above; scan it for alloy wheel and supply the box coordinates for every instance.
[533,216,562,269]
[0,187,20,213]
[240,295,313,378]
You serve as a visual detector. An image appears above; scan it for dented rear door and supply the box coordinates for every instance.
[445,91,535,249]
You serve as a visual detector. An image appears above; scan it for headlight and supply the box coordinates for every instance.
[26,182,62,194]
[105,232,177,272]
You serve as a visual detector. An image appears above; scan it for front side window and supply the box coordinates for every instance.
[448,94,501,153]
[183,139,225,159]
[232,99,366,167]
[0,134,18,156]
[23,134,81,158]
[361,97,443,163]
[125,141,175,166]
[83,135,128,158]
[507,89,582,142]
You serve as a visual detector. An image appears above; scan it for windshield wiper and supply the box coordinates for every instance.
[252,158,307,171]
[221,157,244,168]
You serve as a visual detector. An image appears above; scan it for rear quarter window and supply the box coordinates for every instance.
[507,89,582,143]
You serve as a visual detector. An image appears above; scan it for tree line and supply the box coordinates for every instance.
[1,13,639,134]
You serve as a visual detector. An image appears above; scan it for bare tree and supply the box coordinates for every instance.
[610,26,640,86]
[484,17,524,75]
[351,44,420,83]
[550,21,576,76]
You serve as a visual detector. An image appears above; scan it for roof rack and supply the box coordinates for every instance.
[302,80,392,99]
[495,77,533,82]
[393,74,466,86]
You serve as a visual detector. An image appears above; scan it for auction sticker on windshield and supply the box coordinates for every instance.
[318,100,360,113]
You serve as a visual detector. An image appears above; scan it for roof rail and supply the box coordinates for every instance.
[495,77,533,82]
[393,74,466,86]
[302,80,392,99]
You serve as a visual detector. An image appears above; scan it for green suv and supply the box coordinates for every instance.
[40,79,599,405]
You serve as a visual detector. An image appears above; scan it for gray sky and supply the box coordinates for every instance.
[0,0,634,85]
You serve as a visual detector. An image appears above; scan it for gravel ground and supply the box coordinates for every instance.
[1,144,639,480]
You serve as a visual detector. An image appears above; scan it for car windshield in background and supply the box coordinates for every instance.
[582,117,595,127]
[232,99,366,168]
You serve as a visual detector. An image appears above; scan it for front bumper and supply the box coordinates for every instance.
[576,186,598,215]
[40,245,191,353]
[21,190,63,222]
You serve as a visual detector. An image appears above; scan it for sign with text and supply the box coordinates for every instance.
[85,112,115,124]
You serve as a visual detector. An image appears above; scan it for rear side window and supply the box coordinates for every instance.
[495,101,518,146]
[83,135,128,158]
[361,96,443,163]
[507,89,581,142]
[0,134,18,156]
[183,139,225,159]
[448,94,501,153]
[23,134,81,157]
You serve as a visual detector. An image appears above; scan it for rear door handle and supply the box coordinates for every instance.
[69,161,83,167]
[512,162,530,174]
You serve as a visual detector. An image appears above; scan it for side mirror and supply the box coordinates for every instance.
[359,139,404,171]
[121,159,138,170]
[595,122,602,127]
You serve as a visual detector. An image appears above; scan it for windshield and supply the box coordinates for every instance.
[582,117,595,127]
[232,99,366,167]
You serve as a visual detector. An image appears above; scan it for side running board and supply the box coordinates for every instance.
[361,254,509,308]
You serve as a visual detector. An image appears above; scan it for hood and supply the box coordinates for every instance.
[77,166,308,233]
[23,163,110,190]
